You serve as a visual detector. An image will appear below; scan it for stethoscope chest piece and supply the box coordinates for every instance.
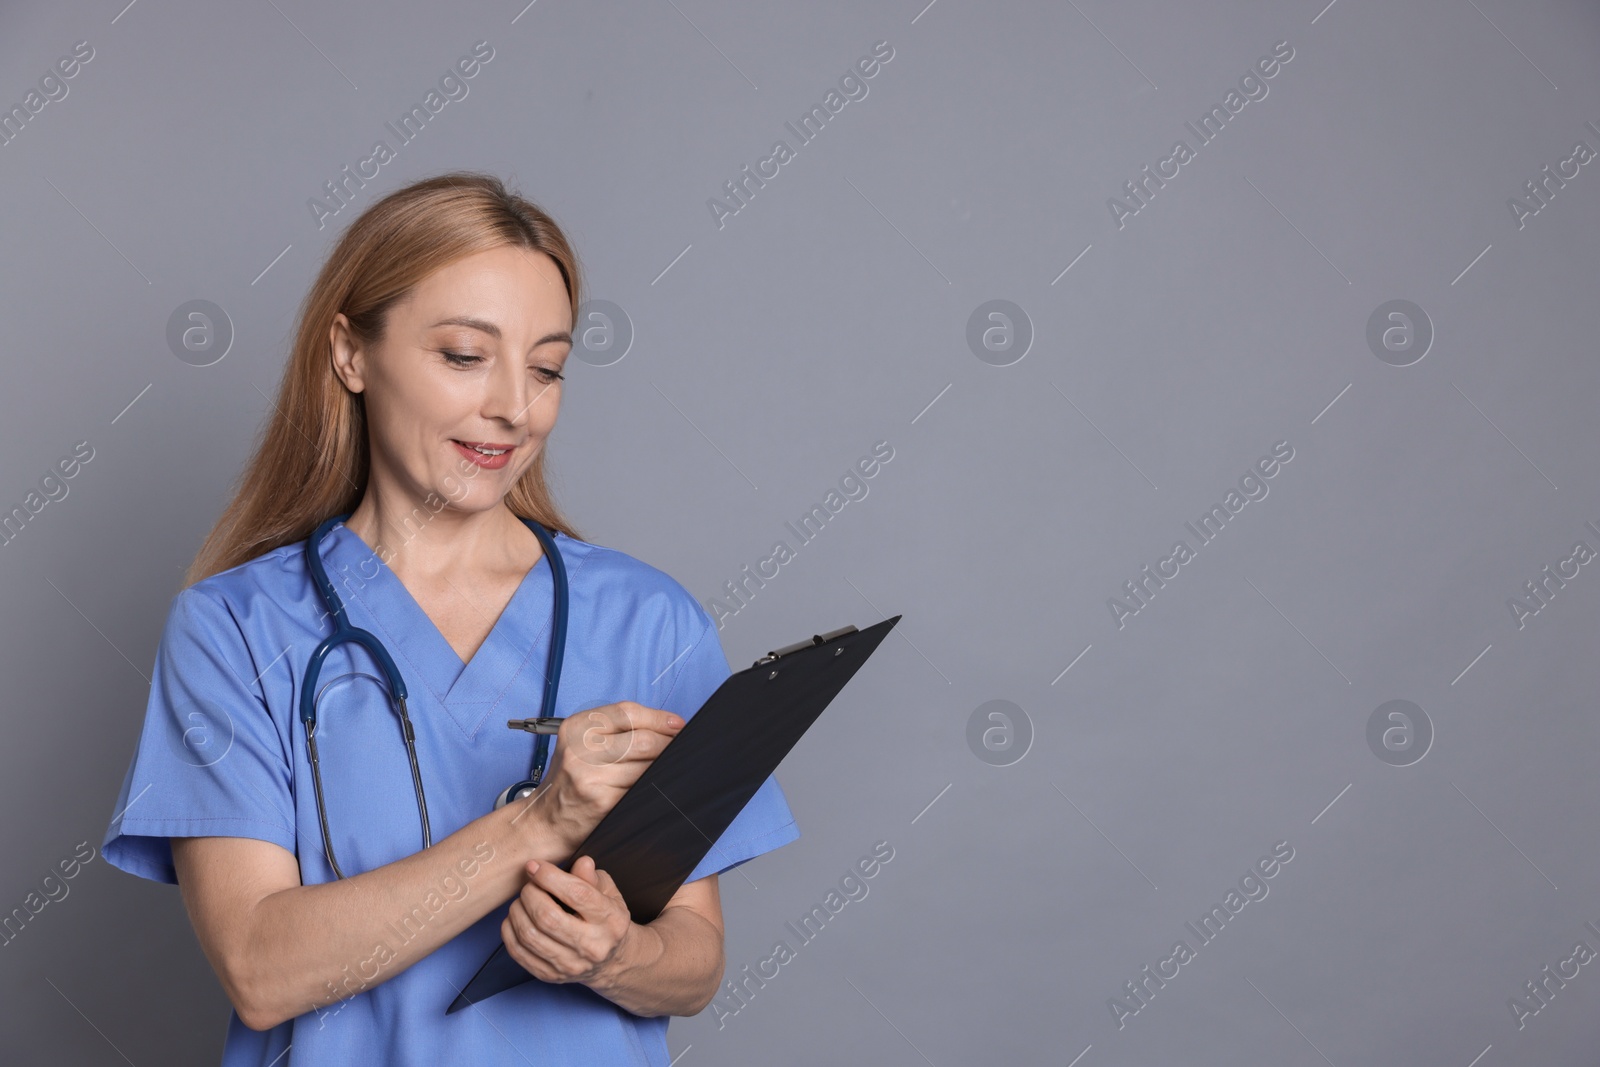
[494,779,541,810]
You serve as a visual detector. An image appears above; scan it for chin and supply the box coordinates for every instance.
[451,490,511,513]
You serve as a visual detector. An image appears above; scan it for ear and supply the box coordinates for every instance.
[329,313,367,394]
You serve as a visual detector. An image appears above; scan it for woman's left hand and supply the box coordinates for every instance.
[501,855,640,987]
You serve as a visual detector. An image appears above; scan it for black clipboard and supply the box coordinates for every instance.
[446,614,901,1013]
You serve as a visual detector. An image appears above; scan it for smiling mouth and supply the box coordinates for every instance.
[453,440,515,456]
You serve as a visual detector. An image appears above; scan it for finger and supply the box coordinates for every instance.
[563,707,659,768]
[578,722,678,765]
[619,701,685,736]
[516,866,571,923]
[508,896,573,961]
[520,867,587,944]
[568,861,627,917]
[502,912,566,979]
[582,701,683,738]
[570,857,618,902]
[530,860,611,927]
[513,884,586,960]
[592,866,629,906]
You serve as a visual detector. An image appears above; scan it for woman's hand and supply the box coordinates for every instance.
[526,701,684,851]
[501,856,651,990]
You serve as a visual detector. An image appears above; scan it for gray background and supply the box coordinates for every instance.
[2,0,1598,1064]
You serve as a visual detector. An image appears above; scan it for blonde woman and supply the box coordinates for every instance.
[103,173,797,1065]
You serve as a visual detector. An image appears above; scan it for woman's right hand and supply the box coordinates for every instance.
[529,701,685,853]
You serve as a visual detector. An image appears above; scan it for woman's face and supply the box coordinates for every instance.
[330,244,573,515]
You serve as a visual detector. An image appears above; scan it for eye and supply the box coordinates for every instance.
[441,350,481,368]
[534,366,565,383]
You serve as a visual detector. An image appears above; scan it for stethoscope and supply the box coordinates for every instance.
[301,512,569,879]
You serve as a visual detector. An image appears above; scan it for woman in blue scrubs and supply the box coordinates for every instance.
[102,172,799,1065]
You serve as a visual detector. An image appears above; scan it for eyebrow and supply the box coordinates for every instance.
[430,315,572,348]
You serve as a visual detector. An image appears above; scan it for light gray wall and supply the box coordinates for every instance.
[4,0,1600,1063]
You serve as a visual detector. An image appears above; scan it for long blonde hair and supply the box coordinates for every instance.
[184,172,585,586]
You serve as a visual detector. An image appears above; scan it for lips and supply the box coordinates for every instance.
[452,439,517,470]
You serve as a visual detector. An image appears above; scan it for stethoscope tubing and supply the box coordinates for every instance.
[300,512,566,879]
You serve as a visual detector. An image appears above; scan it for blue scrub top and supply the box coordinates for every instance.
[103,521,800,1066]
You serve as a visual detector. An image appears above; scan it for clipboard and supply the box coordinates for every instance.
[446,614,901,1013]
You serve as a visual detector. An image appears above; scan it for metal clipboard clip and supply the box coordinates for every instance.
[752,625,858,670]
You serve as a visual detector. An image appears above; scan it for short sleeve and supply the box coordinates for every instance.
[658,614,800,885]
[102,586,297,885]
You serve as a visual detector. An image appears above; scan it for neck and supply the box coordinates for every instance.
[342,480,535,584]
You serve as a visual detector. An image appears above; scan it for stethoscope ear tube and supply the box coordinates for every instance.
[526,519,568,757]
[305,722,345,881]
[509,519,566,804]
[396,696,431,851]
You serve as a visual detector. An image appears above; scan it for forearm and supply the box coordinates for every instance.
[587,906,726,1018]
[238,795,573,1029]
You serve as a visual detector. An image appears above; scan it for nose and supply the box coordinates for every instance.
[481,355,555,430]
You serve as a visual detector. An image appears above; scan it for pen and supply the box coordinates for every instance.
[506,716,564,734]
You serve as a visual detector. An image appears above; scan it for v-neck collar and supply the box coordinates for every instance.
[315,520,559,738]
